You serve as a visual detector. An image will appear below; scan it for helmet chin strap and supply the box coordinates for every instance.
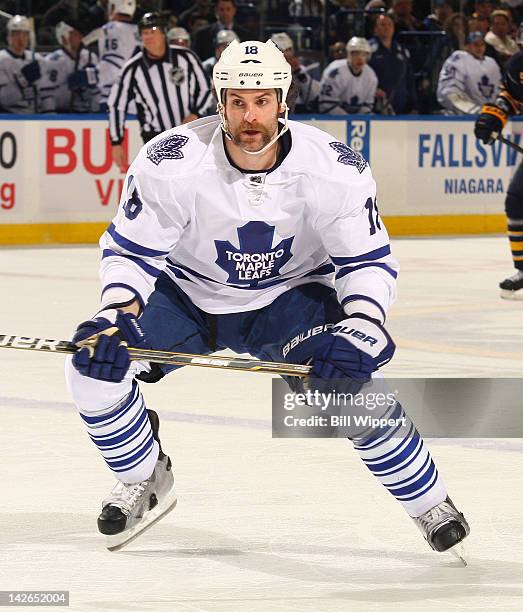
[218,102,289,156]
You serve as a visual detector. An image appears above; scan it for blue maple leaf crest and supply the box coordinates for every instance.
[215,221,294,288]
[478,75,494,100]
[146,134,189,166]
[329,142,367,173]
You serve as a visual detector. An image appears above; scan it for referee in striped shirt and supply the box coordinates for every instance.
[108,12,211,171]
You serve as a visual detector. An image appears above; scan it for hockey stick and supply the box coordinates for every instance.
[0,334,311,377]
[497,134,523,155]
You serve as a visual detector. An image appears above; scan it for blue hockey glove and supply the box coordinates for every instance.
[311,314,395,386]
[72,309,146,383]
[67,67,98,90]
[20,60,41,84]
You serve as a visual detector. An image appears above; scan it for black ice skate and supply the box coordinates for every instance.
[97,410,177,551]
[499,270,523,300]
[412,497,470,563]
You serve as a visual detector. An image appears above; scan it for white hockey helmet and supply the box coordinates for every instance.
[215,29,239,47]
[167,27,190,45]
[7,15,31,34]
[271,32,293,52]
[213,39,292,105]
[213,39,292,156]
[109,0,136,17]
[346,36,371,56]
[55,21,74,44]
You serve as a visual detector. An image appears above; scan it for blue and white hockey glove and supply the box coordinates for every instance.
[67,67,98,90]
[311,314,395,387]
[72,309,146,383]
[19,60,41,84]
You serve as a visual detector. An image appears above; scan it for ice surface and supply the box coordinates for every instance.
[1,237,522,611]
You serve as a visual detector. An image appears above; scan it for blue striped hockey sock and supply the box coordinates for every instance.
[352,401,447,518]
[79,381,159,484]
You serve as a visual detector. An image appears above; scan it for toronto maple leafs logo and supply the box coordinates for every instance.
[329,142,368,174]
[215,221,294,287]
[146,134,189,166]
[478,75,494,100]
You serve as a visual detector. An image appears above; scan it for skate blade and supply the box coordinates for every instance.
[500,289,523,301]
[448,541,467,566]
[106,489,178,552]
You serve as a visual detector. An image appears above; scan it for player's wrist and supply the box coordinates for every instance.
[342,297,385,324]
[480,103,508,126]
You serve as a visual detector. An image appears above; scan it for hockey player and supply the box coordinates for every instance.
[97,0,140,110]
[44,20,100,113]
[319,37,378,115]
[271,32,320,113]
[202,29,239,78]
[0,15,54,113]
[65,39,469,555]
[167,27,191,48]
[437,30,501,115]
[475,42,523,298]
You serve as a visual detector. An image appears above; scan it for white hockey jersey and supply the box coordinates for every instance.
[437,50,501,114]
[319,59,378,114]
[98,21,140,105]
[100,116,398,321]
[0,49,55,113]
[293,67,321,111]
[42,47,100,112]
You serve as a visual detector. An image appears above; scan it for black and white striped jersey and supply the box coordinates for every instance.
[108,45,211,144]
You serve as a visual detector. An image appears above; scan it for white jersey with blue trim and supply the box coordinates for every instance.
[98,20,140,104]
[100,116,398,320]
[42,47,100,112]
[0,49,55,113]
[319,59,377,115]
[437,50,501,114]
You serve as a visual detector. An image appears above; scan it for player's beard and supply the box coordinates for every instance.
[230,118,278,153]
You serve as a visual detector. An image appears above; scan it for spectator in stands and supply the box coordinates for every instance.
[319,36,377,114]
[0,14,55,113]
[368,14,417,114]
[484,9,519,65]
[437,30,501,114]
[271,32,321,113]
[388,0,422,33]
[192,0,250,61]
[85,0,109,32]
[202,29,238,78]
[472,0,495,20]
[328,0,362,44]
[423,12,469,112]
[167,27,191,48]
[364,0,387,38]
[329,40,348,61]
[178,0,215,31]
[423,0,454,31]
[188,17,211,36]
[44,19,100,112]
[289,0,324,17]
[468,14,490,35]
[97,0,140,111]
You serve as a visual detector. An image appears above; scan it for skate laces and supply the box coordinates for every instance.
[415,500,455,532]
[243,175,299,207]
[105,479,149,515]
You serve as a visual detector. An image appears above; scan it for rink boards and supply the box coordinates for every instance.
[0,114,520,245]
